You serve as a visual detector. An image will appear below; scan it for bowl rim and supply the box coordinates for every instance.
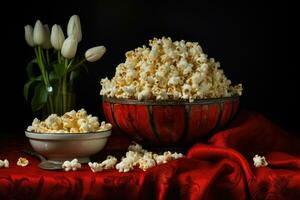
[25,130,111,140]
[102,95,239,105]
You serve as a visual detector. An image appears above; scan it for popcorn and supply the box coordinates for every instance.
[116,142,184,172]
[88,162,103,172]
[138,153,156,171]
[17,157,29,167]
[253,154,268,167]
[128,143,145,153]
[171,152,184,159]
[153,151,173,165]
[27,109,112,133]
[62,159,81,171]
[88,156,117,172]
[100,37,242,101]
[87,142,185,173]
[116,157,135,173]
[101,156,118,169]
[0,159,9,168]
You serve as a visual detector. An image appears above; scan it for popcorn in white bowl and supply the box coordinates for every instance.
[25,109,111,163]
[27,108,112,133]
[100,37,242,102]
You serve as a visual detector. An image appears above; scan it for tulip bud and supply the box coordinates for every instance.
[51,24,65,50]
[24,25,35,47]
[85,46,106,62]
[61,36,78,59]
[33,20,46,46]
[42,24,52,49]
[67,15,82,42]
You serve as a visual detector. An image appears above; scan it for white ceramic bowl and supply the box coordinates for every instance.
[25,130,111,163]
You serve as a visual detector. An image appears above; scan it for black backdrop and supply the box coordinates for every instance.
[0,0,295,135]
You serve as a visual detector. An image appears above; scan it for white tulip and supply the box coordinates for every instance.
[67,15,82,42]
[61,36,78,59]
[33,20,46,46]
[85,46,106,62]
[51,24,65,50]
[24,25,35,47]
[42,24,52,49]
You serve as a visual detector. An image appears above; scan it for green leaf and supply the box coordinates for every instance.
[31,83,48,112]
[70,69,80,81]
[24,80,35,101]
[32,75,43,81]
[26,58,39,79]
[23,75,43,101]
[53,63,66,78]
[49,70,59,81]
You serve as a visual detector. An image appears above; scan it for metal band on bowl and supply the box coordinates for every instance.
[102,95,239,105]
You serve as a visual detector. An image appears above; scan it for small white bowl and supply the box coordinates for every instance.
[25,130,111,163]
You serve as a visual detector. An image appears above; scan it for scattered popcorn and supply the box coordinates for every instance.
[17,157,29,167]
[0,159,9,168]
[116,143,184,172]
[138,153,156,171]
[88,162,103,172]
[171,152,184,159]
[128,142,145,153]
[101,156,118,169]
[27,109,112,133]
[88,143,184,173]
[100,37,242,102]
[115,156,135,172]
[88,156,117,172]
[153,151,173,165]
[253,154,268,168]
[62,159,81,171]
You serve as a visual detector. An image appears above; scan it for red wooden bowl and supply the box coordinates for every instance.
[102,96,239,147]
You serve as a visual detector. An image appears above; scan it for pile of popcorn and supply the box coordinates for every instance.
[100,37,242,102]
[27,109,112,133]
[89,143,184,173]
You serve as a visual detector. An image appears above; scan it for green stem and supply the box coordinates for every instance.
[58,51,61,63]
[67,58,86,72]
[37,46,54,114]
[62,59,68,112]
[37,47,48,86]
[67,59,74,70]
[58,78,62,114]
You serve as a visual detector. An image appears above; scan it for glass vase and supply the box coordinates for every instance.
[42,84,75,118]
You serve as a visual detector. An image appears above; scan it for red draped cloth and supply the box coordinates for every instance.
[1,111,300,200]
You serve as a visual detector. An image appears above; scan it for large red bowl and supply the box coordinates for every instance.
[102,96,239,147]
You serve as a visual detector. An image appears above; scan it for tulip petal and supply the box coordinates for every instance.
[51,24,65,50]
[61,36,78,59]
[24,25,35,47]
[85,46,106,62]
[67,15,82,42]
[33,20,46,46]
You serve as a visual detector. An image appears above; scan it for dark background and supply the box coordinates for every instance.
[0,0,295,135]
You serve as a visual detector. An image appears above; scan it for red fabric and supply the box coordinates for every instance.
[0,110,300,200]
